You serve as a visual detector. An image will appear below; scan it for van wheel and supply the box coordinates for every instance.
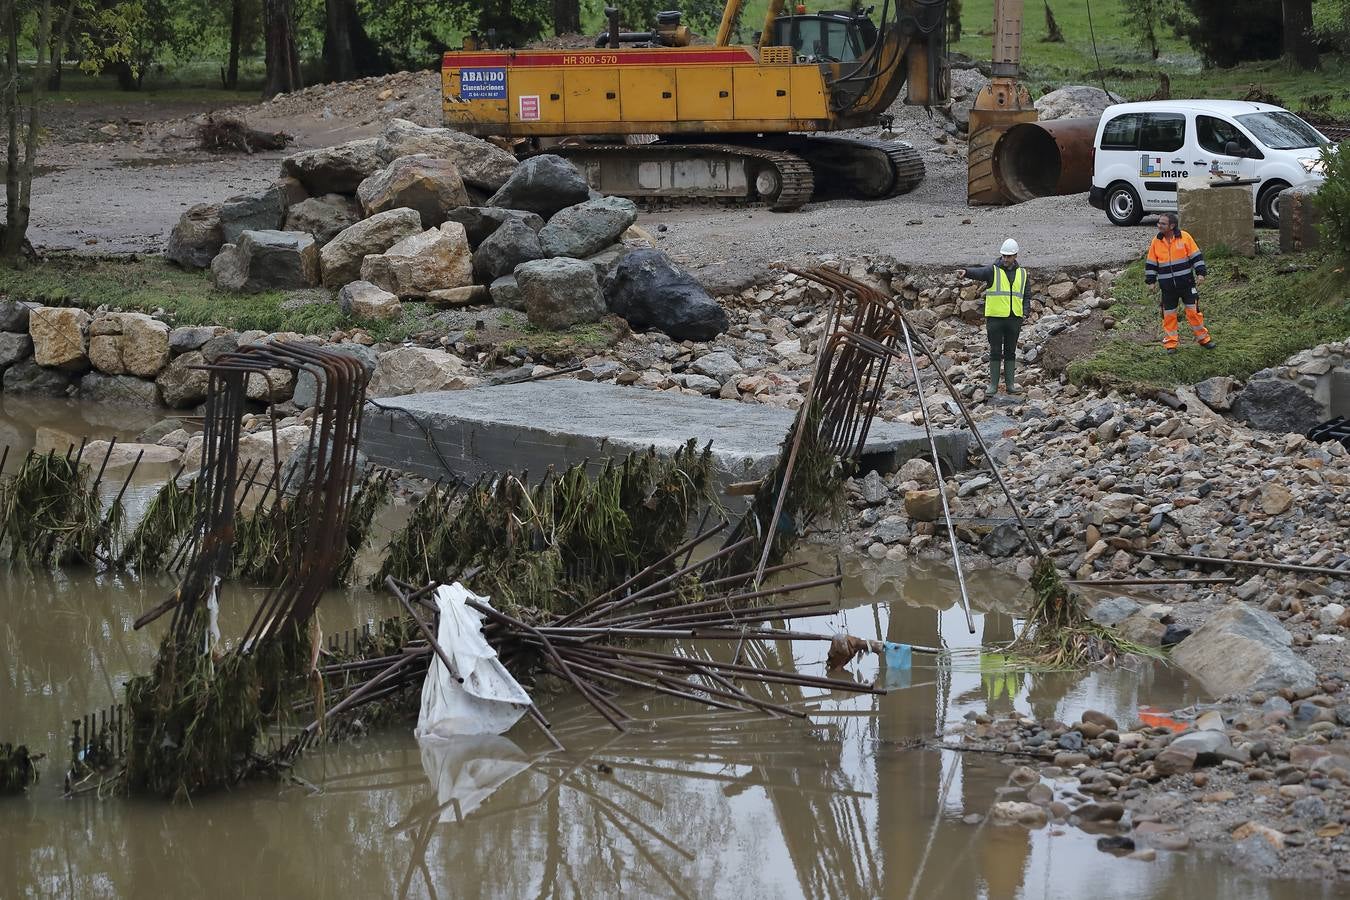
[1105,183,1143,226]
[1257,180,1288,229]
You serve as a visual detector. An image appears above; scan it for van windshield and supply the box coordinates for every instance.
[1234,111,1328,150]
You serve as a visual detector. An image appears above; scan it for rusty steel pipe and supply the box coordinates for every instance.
[992,116,1100,203]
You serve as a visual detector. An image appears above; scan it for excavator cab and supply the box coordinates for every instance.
[763,10,877,64]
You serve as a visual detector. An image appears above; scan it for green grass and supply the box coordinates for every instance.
[1067,249,1350,388]
[0,256,432,340]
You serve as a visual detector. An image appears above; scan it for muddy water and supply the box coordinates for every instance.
[2,533,1335,900]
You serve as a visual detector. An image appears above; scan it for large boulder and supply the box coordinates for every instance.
[603,249,729,341]
[1280,179,1323,254]
[486,154,591,219]
[219,184,286,244]
[166,202,224,268]
[156,351,211,408]
[88,312,171,377]
[443,206,544,248]
[78,373,162,407]
[473,217,544,283]
[368,346,479,398]
[539,196,638,259]
[284,195,361,246]
[339,280,403,321]
[245,367,295,402]
[1171,605,1316,697]
[1033,85,1123,121]
[211,230,320,293]
[282,139,384,194]
[3,358,74,395]
[29,306,91,371]
[515,257,607,330]
[0,332,33,370]
[360,223,473,298]
[0,299,36,332]
[489,274,524,311]
[376,119,518,192]
[357,155,470,227]
[1231,374,1324,434]
[319,207,423,288]
[293,342,378,408]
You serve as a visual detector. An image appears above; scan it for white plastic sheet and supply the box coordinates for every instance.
[414,583,532,740]
[418,734,532,822]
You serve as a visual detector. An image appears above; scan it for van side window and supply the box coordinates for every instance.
[1138,113,1185,152]
[1198,115,1247,155]
[1101,113,1140,150]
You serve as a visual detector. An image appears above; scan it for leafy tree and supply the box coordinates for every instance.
[1172,0,1282,67]
[1119,0,1161,60]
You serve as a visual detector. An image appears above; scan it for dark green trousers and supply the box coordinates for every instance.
[986,314,1022,388]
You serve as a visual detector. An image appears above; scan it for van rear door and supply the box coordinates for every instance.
[1136,112,1188,208]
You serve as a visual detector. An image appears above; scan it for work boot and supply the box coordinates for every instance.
[1002,359,1017,394]
[1165,347,1177,355]
[988,359,1001,395]
[1201,339,1217,350]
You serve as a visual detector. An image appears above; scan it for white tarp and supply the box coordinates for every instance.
[414,583,532,740]
[418,734,532,822]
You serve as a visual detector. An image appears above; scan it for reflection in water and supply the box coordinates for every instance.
[0,549,1335,899]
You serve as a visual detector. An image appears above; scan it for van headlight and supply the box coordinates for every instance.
[1299,157,1326,175]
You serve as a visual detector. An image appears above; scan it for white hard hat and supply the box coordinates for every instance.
[1000,238,1019,255]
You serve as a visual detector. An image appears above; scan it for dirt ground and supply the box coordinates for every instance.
[24,69,1149,271]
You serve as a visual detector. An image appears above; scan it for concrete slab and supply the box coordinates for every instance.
[361,380,968,486]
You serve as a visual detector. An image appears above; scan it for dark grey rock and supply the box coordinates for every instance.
[284,195,361,246]
[980,522,1023,557]
[1161,624,1192,646]
[211,230,320,293]
[1088,596,1141,627]
[872,517,910,545]
[78,372,162,407]
[489,274,524,311]
[0,299,36,332]
[166,202,225,268]
[1231,835,1279,871]
[473,218,544,283]
[136,418,187,444]
[293,342,379,409]
[219,184,286,244]
[0,332,33,370]
[514,257,606,330]
[1169,730,1232,765]
[443,206,544,248]
[539,196,638,259]
[1057,731,1085,751]
[486,154,591,219]
[3,358,73,395]
[201,332,240,363]
[1231,375,1324,434]
[282,139,384,194]
[860,469,888,505]
[168,326,224,355]
[603,249,729,341]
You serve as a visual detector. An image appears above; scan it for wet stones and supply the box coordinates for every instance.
[88,312,170,378]
[29,307,91,371]
[1153,747,1198,776]
[155,351,211,408]
[0,332,33,371]
[1170,605,1317,696]
[990,801,1048,827]
[603,249,728,341]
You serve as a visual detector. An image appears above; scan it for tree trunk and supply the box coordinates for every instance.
[262,0,301,99]
[948,0,962,42]
[1282,0,1318,70]
[552,0,581,35]
[324,0,384,82]
[3,0,24,262]
[226,0,243,89]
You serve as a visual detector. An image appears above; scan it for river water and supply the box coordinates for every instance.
[0,401,1336,899]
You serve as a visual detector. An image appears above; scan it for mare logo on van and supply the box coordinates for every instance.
[1139,155,1189,179]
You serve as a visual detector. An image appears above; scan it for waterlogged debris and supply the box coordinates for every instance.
[1,743,39,795]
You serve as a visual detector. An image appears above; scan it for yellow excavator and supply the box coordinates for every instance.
[440,1,949,210]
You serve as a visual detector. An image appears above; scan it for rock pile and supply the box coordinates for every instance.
[167,119,728,340]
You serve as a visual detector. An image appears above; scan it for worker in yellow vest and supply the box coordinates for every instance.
[958,238,1029,396]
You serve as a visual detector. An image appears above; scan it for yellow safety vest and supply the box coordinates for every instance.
[985,266,1026,318]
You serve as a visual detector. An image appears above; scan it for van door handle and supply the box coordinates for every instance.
[1193,161,1207,166]
[1171,158,1186,164]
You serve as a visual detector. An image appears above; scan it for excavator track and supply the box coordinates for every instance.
[778,135,926,199]
[552,142,815,211]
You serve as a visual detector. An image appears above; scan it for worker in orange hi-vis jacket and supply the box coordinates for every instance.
[1145,212,1216,354]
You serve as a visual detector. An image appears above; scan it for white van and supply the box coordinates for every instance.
[1088,100,1332,228]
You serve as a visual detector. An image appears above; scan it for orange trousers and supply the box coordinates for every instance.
[1160,283,1212,349]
